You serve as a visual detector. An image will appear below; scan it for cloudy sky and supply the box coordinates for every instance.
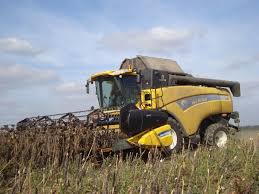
[0,0,258,125]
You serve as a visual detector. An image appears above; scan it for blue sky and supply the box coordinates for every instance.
[0,0,259,125]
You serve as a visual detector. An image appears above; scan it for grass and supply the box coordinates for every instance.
[0,128,258,194]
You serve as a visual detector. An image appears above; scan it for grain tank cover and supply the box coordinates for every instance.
[120,55,184,74]
[119,55,241,97]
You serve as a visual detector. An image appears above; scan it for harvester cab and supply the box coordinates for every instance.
[90,69,139,109]
[87,55,241,153]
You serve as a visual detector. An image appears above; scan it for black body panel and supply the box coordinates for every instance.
[120,104,168,136]
[139,69,240,97]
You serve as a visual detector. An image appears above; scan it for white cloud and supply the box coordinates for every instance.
[225,54,259,70]
[53,81,95,99]
[53,82,83,95]
[0,63,59,92]
[240,80,259,97]
[0,37,42,56]
[100,27,204,54]
[52,81,98,108]
[0,2,258,125]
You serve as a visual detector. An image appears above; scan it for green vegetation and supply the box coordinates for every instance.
[0,129,258,194]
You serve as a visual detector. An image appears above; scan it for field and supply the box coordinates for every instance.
[0,127,258,194]
[237,127,259,150]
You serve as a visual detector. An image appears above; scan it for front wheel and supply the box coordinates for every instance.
[167,119,183,153]
[203,123,229,148]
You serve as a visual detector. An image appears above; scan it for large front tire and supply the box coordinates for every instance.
[167,118,183,153]
[204,123,229,148]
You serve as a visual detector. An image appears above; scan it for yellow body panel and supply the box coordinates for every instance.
[138,124,173,147]
[100,83,233,148]
[91,69,136,81]
[90,71,234,148]
[102,124,120,130]
[127,124,173,147]
[140,86,233,135]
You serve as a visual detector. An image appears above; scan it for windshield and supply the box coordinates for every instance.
[95,75,139,108]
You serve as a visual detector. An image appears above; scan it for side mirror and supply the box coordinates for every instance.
[86,80,90,94]
[136,73,141,84]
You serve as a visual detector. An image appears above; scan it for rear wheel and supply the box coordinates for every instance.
[204,123,229,148]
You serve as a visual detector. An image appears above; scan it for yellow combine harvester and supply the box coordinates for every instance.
[86,55,241,153]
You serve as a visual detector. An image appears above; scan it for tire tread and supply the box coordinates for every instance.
[204,123,228,147]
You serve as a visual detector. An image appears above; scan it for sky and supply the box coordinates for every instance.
[0,0,258,125]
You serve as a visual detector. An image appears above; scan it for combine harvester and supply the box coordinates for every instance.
[1,56,241,154]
